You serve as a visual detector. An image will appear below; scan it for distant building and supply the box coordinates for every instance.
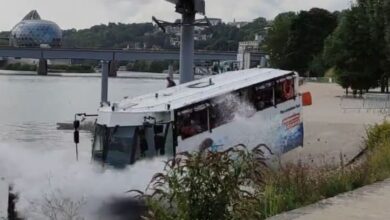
[196,18,222,26]
[237,34,268,69]
[9,10,62,48]
[228,19,249,28]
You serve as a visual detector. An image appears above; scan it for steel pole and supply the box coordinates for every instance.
[179,13,195,84]
[101,60,109,104]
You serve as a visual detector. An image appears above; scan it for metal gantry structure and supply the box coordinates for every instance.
[154,0,208,84]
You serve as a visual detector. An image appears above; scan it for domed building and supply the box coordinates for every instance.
[9,10,62,48]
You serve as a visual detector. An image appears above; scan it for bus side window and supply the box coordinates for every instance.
[252,83,274,111]
[177,104,209,140]
[253,85,274,111]
[275,78,295,105]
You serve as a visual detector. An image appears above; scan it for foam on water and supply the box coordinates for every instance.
[0,144,166,219]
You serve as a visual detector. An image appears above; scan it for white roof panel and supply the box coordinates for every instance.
[100,68,294,113]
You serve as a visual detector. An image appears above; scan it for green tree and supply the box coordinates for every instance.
[0,31,9,46]
[264,12,297,69]
[324,0,390,93]
[240,17,268,41]
[323,5,379,93]
[284,8,338,76]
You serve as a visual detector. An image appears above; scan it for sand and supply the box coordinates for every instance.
[282,83,385,165]
[269,82,390,220]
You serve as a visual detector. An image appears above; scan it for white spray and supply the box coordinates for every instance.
[0,143,166,220]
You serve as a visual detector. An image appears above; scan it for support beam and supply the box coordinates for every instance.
[101,61,109,104]
[37,58,47,75]
[179,13,195,84]
[108,60,117,77]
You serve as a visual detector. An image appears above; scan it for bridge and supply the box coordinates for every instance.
[0,47,265,75]
[0,46,266,103]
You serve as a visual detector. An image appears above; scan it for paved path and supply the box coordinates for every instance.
[268,179,390,220]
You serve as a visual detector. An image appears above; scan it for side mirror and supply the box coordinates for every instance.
[301,91,312,106]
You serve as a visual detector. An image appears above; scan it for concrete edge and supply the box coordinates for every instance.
[267,179,390,220]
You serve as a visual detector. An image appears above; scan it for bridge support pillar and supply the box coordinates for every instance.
[179,13,195,84]
[37,59,48,76]
[108,60,117,77]
[101,61,109,104]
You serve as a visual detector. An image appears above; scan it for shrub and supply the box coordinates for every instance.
[134,145,270,220]
[134,121,390,220]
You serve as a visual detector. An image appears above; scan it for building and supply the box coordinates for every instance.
[9,10,62,48]
[228,19,249,28]
[197,18,222,26]
[236,33,270,70]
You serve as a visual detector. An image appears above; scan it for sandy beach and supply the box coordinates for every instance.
[270,82,390,220]
[283,82,385,165]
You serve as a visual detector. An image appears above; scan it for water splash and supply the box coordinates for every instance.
[0,144,166,219]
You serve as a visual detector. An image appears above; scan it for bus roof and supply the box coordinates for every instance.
[102,68,295,113]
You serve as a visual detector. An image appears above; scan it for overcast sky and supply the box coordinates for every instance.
[0,0,351,31]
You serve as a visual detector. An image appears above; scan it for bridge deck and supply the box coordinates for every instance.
[0,47,265,62]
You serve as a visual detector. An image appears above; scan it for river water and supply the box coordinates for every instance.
[0,72,168,219]
[0,73,165,148]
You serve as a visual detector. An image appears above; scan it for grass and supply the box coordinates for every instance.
[133,121,390,220]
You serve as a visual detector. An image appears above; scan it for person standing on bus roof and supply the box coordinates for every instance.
[166,77,176,88]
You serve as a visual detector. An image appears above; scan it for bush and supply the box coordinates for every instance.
[5,63,37,71]
[49,64,95,73]
[134,122,390,220]
[135,145,270,220]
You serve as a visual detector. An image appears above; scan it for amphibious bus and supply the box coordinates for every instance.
[91,68,311,167]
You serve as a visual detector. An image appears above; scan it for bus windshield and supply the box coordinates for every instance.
[92,123,174,168]
[92,125,136,167]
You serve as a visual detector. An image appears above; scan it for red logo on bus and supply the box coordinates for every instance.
[283,113,300,129]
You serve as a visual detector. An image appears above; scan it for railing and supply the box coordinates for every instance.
[303,77,334,83]
[340,93,390,113]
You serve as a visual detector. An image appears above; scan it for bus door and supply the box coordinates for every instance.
[131,123,174,163]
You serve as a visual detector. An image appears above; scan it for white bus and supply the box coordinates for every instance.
[92,68,311,167]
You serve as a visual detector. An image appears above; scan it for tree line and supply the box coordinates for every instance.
[1,1,389,90]
[265,1,390,93]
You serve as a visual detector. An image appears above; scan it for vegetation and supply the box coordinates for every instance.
[2,63,95,73]
[5,63,37,71]
[133,122,390,220]
[324,0,390,93]
[127,60,178,73]
[49,64,94,73]
[264,2,390,92]
[62,23,159,49]
[265,8,338,76]
[133,145,269,220]
[264,12,297,69]
[0,31,9,46]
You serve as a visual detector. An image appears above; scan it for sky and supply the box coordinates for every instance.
[0,0,351,31]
